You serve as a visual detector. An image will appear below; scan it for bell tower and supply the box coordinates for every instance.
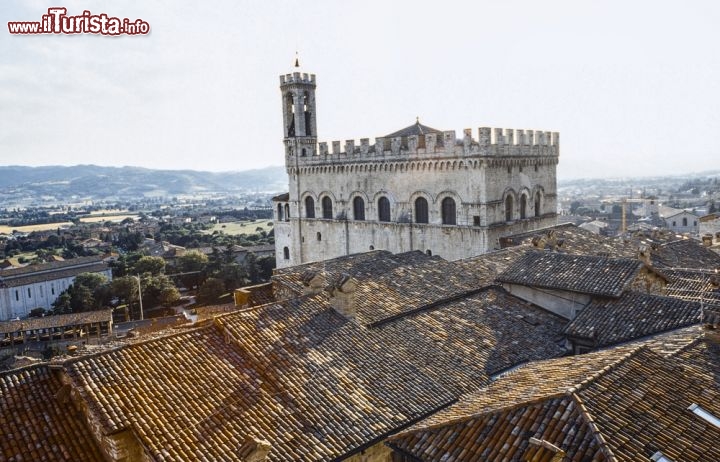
[280,59,317,158]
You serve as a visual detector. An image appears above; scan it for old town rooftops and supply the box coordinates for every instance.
[0,364,105,461]
[496,252,647,297]
[564,291,702,348]
[61,298,456,461]
[388,341,720,462]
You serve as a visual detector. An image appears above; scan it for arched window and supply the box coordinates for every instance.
[283,247,290,260]
[322,196,333,219]
[284,204,290,221]
[520,195,528,219]
[378,197,391,222]
[505,195,514,222]
[305,197,315,218]
[426,249,432,256]
[353,197,365,221]
[415,197,429,224]
[534,193,541,217]
[441,197,456,225]
[682,217,688,227]
[316,232,322,241]
[301,148,307,157]
[277,204,284,221]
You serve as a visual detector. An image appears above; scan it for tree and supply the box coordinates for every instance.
[132,256,166,276]
[52,272,111,314]
[197,278,225,304]
[177,250,209,290]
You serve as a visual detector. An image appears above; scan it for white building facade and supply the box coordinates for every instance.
[274,69,559,268]
[0,256,112,320]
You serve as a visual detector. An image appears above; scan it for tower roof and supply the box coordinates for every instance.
[385,120,443,138]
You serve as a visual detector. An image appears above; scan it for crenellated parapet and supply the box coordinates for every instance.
[279,72,316,85]
[290,127,559,165]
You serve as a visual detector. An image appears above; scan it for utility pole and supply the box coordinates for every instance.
[133,274,144,321]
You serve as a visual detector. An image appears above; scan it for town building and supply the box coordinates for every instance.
[273,66,559,268]
[0,256,112,321]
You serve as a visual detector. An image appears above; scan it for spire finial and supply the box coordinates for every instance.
[294,51,300,68]
[416,116,420,124]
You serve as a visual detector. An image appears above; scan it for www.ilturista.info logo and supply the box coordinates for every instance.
[8,8,150,36]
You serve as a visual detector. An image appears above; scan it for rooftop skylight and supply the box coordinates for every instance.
[688,403,720,429]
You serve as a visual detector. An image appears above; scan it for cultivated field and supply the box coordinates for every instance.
[0,222,74,234]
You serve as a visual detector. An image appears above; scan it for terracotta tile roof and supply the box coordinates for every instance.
[273,251,483,326]
[64,297,456,461]
[564,291,701,348]
[496,252,643,297]
[651,239,720,269]
[370,288,567,394]
[388,345,720,462]
[0,257,110,288]
[0,365,104,461]
[454,246,531,287]
[663,268,720,307]
[499,223,640,257]
[384,121,443,138]
[0,255,104,277]
[0,309,113,334]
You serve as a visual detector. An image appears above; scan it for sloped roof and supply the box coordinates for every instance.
[0,309,113,334]
[384,121,443,138]
[651,239,720,269]
[63,297,456,461]
[388,345,720,462]
[0,365,105,461]
[370,287,567,394]
[496,252,644,297]
[273,250,483,326]
[663,268,720,306]
[564,291,701,347]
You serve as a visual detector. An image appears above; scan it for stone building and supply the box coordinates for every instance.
[0,256,112,321]
[273,67,559,268]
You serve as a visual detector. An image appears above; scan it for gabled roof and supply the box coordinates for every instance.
[384,120,443,138]
[63,296,456,461]
[496,252,644,297]
[0,365,104,461]
[370,287,567,394]
[651,239,720,269]
[0,309,113,334]
[388,345,720,462]
[564,291,701,347]
[663,268,720,307]
[273,250,483,326]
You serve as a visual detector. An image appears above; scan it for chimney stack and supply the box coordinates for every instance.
[243,436,272,462]
[301,271,326,296]
[328,273,358,320]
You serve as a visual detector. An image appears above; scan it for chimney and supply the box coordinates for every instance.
[301,271,325,296]
[328,273,358,320]
[243,436,272,462]
[702,234,713,247]
[637,244,652,268]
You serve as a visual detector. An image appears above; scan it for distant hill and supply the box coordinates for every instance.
[0,165,288,202]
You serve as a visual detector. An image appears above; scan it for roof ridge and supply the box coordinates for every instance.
[391,391,569,437]
[566,346,645,394]
[61,323,215,366]
[570,392,619,461]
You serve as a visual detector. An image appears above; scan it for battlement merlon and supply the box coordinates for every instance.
[289,127,559,163]
[280,72,316,85]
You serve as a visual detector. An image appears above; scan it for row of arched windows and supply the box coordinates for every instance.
[304,195,458,225]
[504,192,542,221]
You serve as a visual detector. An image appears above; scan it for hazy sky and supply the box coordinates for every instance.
[1,0,719,179]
